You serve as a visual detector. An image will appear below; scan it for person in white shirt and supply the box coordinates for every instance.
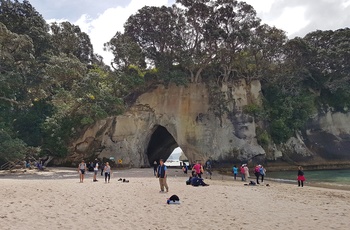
[78,160,87,183]
[93,159,99,182]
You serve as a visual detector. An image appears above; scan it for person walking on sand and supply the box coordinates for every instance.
[104,162,111,183]
[78,160,87,183]
[232,165,238,180]
[297,166,305,187]
[260,165,266,183]
[254,165,261,184]
[93,159,99,182]
[156,159,169,193]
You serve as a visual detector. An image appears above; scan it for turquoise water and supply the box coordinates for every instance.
[266,169,350,189]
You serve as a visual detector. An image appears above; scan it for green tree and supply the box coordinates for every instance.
[50,21,95,64]
[104,32,146,70]
[0,0,51,57]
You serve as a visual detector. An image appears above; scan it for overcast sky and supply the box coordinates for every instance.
[28,0,350,64]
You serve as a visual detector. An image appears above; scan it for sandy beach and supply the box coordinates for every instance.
[0,168,350,230]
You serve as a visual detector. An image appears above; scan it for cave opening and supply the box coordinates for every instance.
[146,125,183,165]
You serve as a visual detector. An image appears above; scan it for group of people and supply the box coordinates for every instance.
[78,159,111,183]
[233,164,306,187]
[186,161,210,186]
[233,164,250,181]
[233,164,266,184]
[154,159,211,192]
[79,157,306,189]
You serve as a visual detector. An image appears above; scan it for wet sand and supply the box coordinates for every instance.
[0,167,350,230]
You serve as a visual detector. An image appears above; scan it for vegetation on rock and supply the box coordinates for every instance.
[1,0,349,163]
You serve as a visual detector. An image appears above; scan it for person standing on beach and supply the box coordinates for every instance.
[104,162,111,183]
[244,164,250,180]
[205,159,212,179]
[297,166,305,187]
[93,159,99,182]
[192,161,202,178]
[78,160,87,183]
[254,165,261,184]
[232,165,238,180]
[240,165,245,181]
[260,165,266,183]
[156,159,169,193]
[100,162,104,176]
[153,160,158,176]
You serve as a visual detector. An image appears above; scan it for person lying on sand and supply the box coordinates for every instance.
[186,174,209,186]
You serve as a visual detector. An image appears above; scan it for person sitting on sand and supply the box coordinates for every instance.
[191,175,209,186]
[78,160,87,183]
[186,174,209,186]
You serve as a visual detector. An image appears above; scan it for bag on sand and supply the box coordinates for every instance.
[167,195,180,204]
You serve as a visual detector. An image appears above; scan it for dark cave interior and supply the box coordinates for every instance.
[146,125,179,165]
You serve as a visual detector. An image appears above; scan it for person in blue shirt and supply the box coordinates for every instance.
[232,165,238,180]
[260,165,266,183]
[156,159,169,193]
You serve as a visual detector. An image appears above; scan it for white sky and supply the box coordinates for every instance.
[29,0,350,64]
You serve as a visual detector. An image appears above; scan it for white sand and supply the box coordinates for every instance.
[0,168,349,230]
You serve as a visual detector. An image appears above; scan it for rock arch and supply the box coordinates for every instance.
[68,81,265,167]
[146,125,179,165]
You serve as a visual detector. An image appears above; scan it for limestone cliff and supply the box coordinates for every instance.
[281,111,350,166]
[66,80,265,167]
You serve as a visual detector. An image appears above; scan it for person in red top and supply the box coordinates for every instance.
[297,166,305,187]
[240,165,246,181]
[192,161,202,178]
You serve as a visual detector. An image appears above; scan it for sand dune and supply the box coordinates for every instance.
[0,168,349,230]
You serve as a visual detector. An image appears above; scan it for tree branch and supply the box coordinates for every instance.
[0,96,19,104]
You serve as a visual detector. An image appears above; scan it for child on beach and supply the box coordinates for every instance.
[297,166,305,187]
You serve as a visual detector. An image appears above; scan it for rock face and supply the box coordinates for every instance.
[275,111,350,166]
[68,80,265,167]
[63,80,350,168]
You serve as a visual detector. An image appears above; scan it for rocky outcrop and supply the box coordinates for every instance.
[66,80,265,167]
[60,79,350,168]
[276,111,350,165]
